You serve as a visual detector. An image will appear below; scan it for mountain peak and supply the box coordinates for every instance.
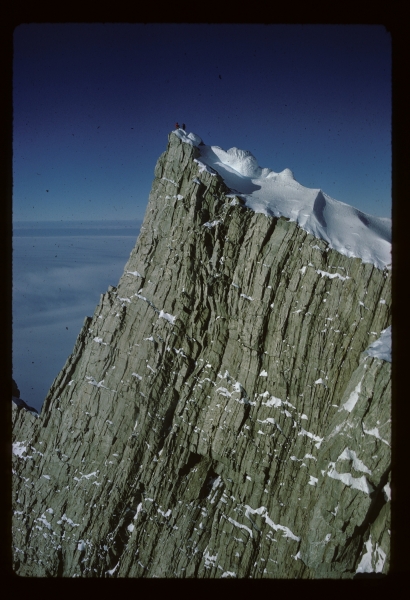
[12,130,391,578]
[173,130,391,270]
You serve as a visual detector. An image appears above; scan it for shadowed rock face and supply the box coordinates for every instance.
[12,132,391,578]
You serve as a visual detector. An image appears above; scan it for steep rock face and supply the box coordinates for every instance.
[12,132,391,578]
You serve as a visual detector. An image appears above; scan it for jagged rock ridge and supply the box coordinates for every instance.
[12,132,391,578]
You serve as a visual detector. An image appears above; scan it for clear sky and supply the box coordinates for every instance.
[13,23,391,222]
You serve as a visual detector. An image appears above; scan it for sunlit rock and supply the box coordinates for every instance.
[12,131,391,578]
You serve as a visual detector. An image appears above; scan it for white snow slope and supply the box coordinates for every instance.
[174,129,391,271]
[365,326,392,363]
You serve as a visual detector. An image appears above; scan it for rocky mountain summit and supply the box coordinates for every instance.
[12,131,391,578]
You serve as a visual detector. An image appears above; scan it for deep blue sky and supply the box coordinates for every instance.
[13,23,391,222]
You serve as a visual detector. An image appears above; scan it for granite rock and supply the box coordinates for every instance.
[12,132,391,578]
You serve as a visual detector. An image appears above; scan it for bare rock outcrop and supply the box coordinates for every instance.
[12,132,391,578]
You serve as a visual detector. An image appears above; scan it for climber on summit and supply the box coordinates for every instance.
[181,123,186,131]
[175,122,180,129]
[12,378,39,417]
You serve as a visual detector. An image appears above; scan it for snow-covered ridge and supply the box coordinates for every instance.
[173,129,391,270]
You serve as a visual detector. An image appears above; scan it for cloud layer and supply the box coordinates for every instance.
[13,229,139,410]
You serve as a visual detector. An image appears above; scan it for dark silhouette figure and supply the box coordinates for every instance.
[12,378,39,417]
[182,123,186,131]
[175,122,180,129]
